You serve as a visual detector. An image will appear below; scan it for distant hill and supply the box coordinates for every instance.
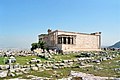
[109,41,120,48]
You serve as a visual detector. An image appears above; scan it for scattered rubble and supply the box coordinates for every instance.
[0,49,120,79]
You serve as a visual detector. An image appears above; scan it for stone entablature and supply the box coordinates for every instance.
[38,29,101,51]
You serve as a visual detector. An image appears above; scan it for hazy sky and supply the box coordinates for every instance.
[0,0,120,48]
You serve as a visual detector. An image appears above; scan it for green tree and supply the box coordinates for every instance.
[38,41,46,52]
[31,41,46,51]
[31,43,38,51]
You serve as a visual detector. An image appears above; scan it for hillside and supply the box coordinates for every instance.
[109,41,120,48]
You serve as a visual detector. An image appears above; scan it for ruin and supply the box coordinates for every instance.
[38,29,101,51]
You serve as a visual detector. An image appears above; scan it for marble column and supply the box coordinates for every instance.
[70,37,72,44]
[62,37,64,44]
[66,37,68,44]
[73,37,76,44]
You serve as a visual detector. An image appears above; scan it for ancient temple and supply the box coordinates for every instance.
[38,29,101,51]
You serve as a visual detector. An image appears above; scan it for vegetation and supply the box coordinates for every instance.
[0,57,6,65]
[31,43,38,51]
[31,40,46,51]
[0,51,120,79]
[15,56,47,64]
[0,56,48,65]
[37,41,45,51]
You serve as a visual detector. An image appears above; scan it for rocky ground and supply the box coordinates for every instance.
[0,49,120,80]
